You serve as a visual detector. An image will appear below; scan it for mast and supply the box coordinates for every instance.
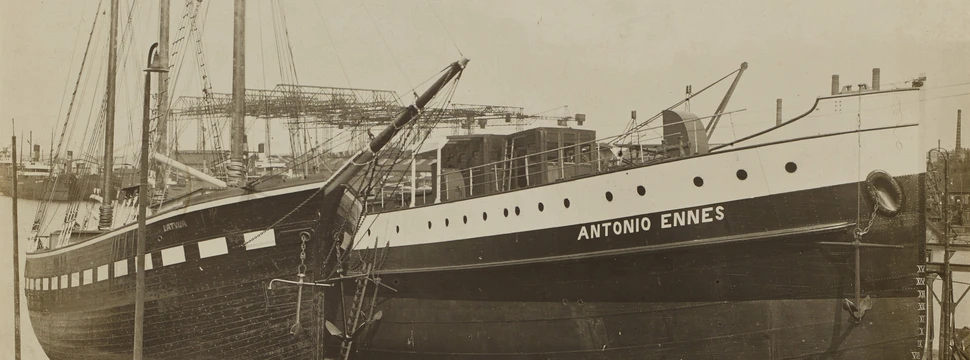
[154,0,171,198]
[228,0,246,187]
[99,0,120,230]
[321,58,468,195]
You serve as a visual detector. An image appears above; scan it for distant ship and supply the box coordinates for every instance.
[22,0,928,359]
[0,146,99,202]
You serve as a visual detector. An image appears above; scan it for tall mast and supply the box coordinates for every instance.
[154,0,171,197]
[229,0,246,187]
[99,0,120,230]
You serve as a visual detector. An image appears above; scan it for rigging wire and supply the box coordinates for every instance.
[424,0,464,58]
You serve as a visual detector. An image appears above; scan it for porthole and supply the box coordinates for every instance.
[564,198,571,208]
[693,177,704,187]
[538,203,545,211]
[445,218,450,227]
[427,221,432,229]
[504,208,509,217]
[736,169,748,180]
[514,206,521,216]
[396,226,400,233]
[483,212,488,221]
[785,162,797,173]
[605,192,614,202]
[636,186,646,196]
[463,215,468,224]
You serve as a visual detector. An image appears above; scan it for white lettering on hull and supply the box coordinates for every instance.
[577,205,725,240]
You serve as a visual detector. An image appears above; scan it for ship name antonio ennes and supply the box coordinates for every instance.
[577,205,726,240]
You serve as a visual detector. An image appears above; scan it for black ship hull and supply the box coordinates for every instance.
[25,180,348,359]
[327,89,928,359]
[332,175,923,359]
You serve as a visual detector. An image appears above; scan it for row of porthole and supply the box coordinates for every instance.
[605,162,798,201]
[366,161,799,234]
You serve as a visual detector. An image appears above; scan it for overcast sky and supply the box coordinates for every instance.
[1,0,968,156]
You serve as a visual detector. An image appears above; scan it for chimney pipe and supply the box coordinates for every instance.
[958,109,964,151]
[871,68,880,91]
[32,144,40,162]
[776,99,783,126]
[831,75,840,95]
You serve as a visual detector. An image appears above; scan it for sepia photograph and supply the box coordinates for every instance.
[0,0,968,359]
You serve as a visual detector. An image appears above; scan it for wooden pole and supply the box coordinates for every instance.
[100,0,120,230]
[229,0,246,187]
[11,131,22,360]
[154,0,171,198]
[135,43,164,360]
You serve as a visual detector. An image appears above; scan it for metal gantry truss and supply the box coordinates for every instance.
[170,84,583,177]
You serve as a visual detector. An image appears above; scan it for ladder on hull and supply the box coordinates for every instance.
[338,264,378,360]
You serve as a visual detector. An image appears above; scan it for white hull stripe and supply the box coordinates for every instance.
[198,238,229,258]
[115,259,129,277]
[161,246,187,266]
[244,230,277,251]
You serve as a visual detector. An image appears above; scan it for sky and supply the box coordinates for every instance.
[0,0,968,158]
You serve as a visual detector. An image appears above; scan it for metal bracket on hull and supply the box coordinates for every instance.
[818,216,903,322]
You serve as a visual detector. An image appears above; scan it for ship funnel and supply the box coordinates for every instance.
[871,68,881,91]
[33,144,41,162]
[958,109,963,151]
[831,75,840,95]
[776,99,783,126]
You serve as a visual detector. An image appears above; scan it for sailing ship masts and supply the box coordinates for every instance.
[322,58,467,194]
[156,0,171,158]
[99,0,120,229]
[229,0,246,187]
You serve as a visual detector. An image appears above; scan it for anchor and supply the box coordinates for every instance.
[819,222,902,322]
[268,274,332,335]
[267,231,331,336]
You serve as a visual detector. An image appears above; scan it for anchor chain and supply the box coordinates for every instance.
[298,231,309,276]
[266,231,331,337]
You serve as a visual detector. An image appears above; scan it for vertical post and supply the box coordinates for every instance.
[229,0,246,187]
[11,132,21,360]
[594,139,603,171]
[265,118,271,160]
[871,68,880,91]
[468,168,473,196]
[154,0,171,198]
[525,156,530,186]
[410,153,416,208]
[776,99,783,126]
[100,0,120,230]
[831,75,840,96]
[135,43,166,360]
[944,154,952,360]
[435,145,442,203]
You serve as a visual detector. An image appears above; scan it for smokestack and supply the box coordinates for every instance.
[776,99,783,126]
[958,109,964,151]
[32,144,40,162]
[871,68,881,91]
[831,75,840,95]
